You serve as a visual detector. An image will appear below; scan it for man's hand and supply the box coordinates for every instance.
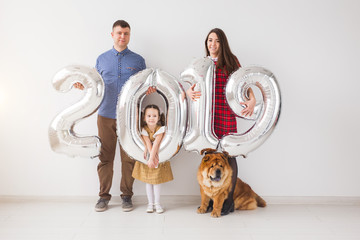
[73,82,84,90]
[146,86,156,95]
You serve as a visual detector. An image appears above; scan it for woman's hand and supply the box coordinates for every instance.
[186,84,201,101]
[240,98,256,117]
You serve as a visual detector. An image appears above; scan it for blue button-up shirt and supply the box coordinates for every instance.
[96,47,146,119]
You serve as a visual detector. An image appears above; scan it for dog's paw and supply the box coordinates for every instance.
[197,206,208,214]
[210,210,221,218]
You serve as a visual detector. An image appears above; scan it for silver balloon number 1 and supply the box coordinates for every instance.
[48,65,104,158]
[180,58,218,153]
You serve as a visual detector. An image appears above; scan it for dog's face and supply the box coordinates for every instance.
[199,148,232,188]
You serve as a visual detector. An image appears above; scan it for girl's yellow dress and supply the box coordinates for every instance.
[132,125,173,184]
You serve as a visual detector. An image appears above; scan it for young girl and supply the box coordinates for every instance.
[132,104,173,213]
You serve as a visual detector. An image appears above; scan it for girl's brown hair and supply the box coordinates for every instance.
[205,28,240,74]
[141,104,165,128]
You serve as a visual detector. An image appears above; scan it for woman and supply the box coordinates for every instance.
[187,28,256,215]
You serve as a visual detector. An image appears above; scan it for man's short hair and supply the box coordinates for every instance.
[112,20,131,30]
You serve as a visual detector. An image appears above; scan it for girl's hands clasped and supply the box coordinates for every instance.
[147,153,159,168]
[143,149,148,160]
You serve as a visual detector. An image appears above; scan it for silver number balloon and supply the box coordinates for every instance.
[49,65,105,158]
[180,58,219,154]
[221,66,281,157]
[117,68,187,164]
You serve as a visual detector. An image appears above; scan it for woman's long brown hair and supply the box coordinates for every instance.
[205,28,240,74]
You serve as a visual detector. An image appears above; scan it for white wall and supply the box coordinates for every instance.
[1,0,359,197]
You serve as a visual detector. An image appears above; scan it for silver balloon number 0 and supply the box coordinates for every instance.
[117,69,187,164]
[48,65,105,158]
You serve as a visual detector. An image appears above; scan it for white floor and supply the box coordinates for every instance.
[0,196,360,240]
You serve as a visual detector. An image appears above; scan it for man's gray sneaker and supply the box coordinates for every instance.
[95,198,109,212]
[122,196,133,212]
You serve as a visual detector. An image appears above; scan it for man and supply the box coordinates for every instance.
[75,20,154,212]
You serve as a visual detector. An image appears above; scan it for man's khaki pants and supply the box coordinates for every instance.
[97,115,135,200]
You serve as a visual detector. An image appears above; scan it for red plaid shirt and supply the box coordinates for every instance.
[212,59,241,138]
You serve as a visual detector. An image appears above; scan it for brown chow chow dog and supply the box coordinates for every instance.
[197,148,266,217]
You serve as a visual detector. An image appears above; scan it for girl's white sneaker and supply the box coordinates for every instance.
[146,204,154,213]
[155,204,164,214]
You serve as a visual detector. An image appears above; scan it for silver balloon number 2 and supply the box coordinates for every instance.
[49,65,104,158]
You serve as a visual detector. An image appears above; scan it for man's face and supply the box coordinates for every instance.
[111,26,130,50]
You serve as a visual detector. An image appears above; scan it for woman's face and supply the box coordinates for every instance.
[207,32,220,58]
[144,108,159,128]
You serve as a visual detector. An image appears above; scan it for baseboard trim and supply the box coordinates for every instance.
[263,196,360,205]
[0,195,359,205]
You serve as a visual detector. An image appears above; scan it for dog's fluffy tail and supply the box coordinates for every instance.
[256,195,267,207]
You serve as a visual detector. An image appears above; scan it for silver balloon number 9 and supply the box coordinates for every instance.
[48,65,105,158]
[221,66,281,157]
[117,69,187,164]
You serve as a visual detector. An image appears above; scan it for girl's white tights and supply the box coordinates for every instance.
[146,183,161,205]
